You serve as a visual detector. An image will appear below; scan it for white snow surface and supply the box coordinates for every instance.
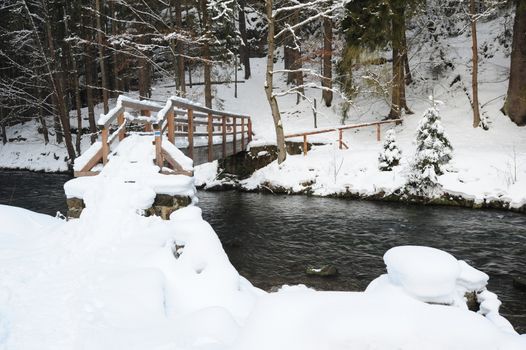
[1,191,525,349]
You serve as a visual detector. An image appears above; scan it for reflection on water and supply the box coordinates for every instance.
[0,171,525,333]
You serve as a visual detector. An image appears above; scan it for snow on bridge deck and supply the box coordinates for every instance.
[73,95,253,177]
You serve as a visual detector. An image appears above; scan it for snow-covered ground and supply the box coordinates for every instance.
[1,172,525,349]
[195,16,526,210]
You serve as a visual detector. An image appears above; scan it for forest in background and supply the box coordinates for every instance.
[0,0,525,162]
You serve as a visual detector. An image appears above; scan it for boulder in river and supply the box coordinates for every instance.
[306,265,338,277]
[512,276,526,291]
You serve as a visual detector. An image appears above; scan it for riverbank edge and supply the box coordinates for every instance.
[0,166,71,175]
[198,180,526,215]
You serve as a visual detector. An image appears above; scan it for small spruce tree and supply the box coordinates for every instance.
[378,129,402,171]
[407,107,453,196]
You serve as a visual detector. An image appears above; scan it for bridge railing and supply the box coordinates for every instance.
[284,119,402,156]
[74,95,253,177]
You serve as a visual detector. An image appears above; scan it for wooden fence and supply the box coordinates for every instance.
[284,119,402,155]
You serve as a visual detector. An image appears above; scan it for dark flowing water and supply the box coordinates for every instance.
[1,171,525,333]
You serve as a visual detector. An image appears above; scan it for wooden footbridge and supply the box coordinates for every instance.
[74,95,252,177]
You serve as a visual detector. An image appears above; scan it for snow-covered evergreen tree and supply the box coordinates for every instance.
[378,129,402,171]
[406,107,453,196]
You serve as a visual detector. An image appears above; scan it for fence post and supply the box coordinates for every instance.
[241,117,245,150]
[303,134,308,156]
[222,117,226,158]
[117,111,125,141]
[154,123,163,168]
[233,116,237,154]
[248,117,252,143]
[376,123,381,142]
[143,109,152,132]
[167,107,175,144]
[188,108,194,159]
[101,127,109,164]
[208,113,213,162]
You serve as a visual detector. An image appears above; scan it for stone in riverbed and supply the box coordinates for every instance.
[512,276,526,291]
[306,265,338,277]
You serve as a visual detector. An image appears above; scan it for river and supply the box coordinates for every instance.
[0,170,525,333]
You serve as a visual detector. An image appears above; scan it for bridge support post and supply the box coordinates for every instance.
[167,109,175,144]
[222,117,226,158]
[376,123,381,142]
[207,113,213,162]
[117,112,126,141]
[241,117,245,150]
[102,128,109,164]
[339,129,343,149]
[233,116,237,154]
[154,124,163,168]
[188,108,194,159]
[303,135,308,156]
[248,118,252,143]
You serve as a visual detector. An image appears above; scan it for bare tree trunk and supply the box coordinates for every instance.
[503,0,526,125]
[265,0,286,164]
[0,107,6,145]
[322,15,333,107]
[82,10,97,144]
[200,0,213,108]
[96,0,109,114]
[44,14,76,160]
[402,27,412,85]
[174,0,186,96]
[239,0,251,79]
[37,86,49,144]
[389,5,410,119]
[470,0,481,128]
[111,0,121,95]
[64,5,83,154]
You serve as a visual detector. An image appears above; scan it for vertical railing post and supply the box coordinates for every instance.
[154,123,163,168]
[248,117,252,143]
[241,117,245,150]
[233,116,237,154]
[167,107,175,144]
[303,134,308,156]
[117,110,125,141]
[222,116,226,158]
[376,123,381,142]
[101,127,109,164]
[339,129,343,150]
[143,109,152,132]
[187,108,194,159]
[207,113,213,162]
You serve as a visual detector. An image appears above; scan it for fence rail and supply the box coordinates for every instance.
[284,119,402,155]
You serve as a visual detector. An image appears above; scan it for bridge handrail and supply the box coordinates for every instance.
[77,95,254,177]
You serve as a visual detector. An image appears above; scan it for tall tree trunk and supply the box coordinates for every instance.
[37,84,49,144]
[239,0,251,79]
[0,107,6,145]
[111,0,120,95]
[82,9,97,143]
[322,15,333,107]
[402,27,412,85]
[174,0,186,96]
[265,0,286,164]
[201,3,212,107]
[96,0,109,114]
[470,0,481,128]
[389,4,409,119]
[44,11,76,160]
[503,0,526,125]
[201,0,212,108]
[64,4,83,154]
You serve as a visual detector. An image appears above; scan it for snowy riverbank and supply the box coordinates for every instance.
[1,201,525,349]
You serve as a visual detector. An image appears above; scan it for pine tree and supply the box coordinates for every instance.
[378,129,402,171]
[406,107,453,196]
